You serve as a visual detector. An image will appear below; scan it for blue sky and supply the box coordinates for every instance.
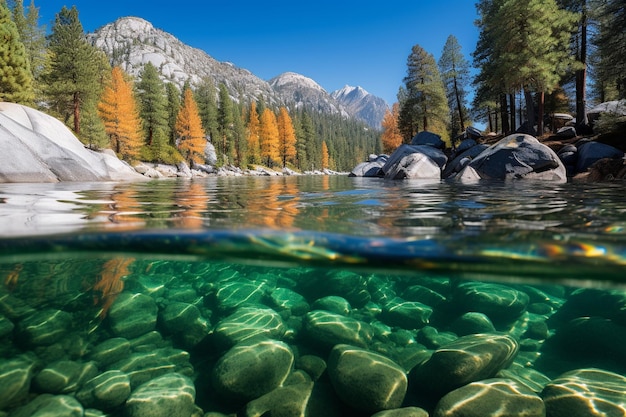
[39,1,480,105]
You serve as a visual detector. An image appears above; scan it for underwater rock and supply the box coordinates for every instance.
[311,296,352,316]
[16,308,72,346]
[125,372,198,417]
[213,306,286,350]
[452,282,529,324]
[88,338,132,368]
[0,354,37,410]
[523,317,549,340]
[212,339,294,402]
[433,378,545,417]
[328,344,407,413]
[8,393,84,417]
[416,326,457,350]
[296,354,327,381]
[158,301,209,348]
[75,370,131,410]
[33,360,98,394]
[371,407,429,417]
[244,381,314,417]
[269,287,310,316]
[108,293,158,339]
[412,333,519,397]
[448,312,496,336]
[304,310,372,349]
[542,368,626,417]
[0,314,14,338]
[401,285,447,308]
[213,280,269,313]
[381,297,432,329]
[497,362,551,393]
[324,271,371,308]
[108,347,191,388]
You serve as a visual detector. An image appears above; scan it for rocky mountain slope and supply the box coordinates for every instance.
[331,85,388,129]
[90,17,387,128]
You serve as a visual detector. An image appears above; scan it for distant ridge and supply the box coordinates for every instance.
[90,17,388,128]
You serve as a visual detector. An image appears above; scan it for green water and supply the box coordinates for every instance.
[1,176,626,416]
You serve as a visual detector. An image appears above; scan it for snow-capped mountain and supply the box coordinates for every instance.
[90,17,387,128]
[269,72,348,117]
[331,85,389,129]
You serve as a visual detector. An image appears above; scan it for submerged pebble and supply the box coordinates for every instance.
[2,257,626,417]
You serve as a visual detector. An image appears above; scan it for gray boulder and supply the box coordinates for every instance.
[411,131,445,149]
[443,143,489,178]
[0,102,144,183]
[349,155,386,177]
[458,134,567,182]
[382,144,447,180]
[575,140,624,173]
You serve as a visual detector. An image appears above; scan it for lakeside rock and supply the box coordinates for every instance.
[0,102,143,183]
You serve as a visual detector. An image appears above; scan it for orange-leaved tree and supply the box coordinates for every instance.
[321,140,330,170]
[381,102,403,154]
[259,108,279,167]
[246,101,261,164]
[98,66,143,160]
[277,106,297,168]
[175,87,206,166]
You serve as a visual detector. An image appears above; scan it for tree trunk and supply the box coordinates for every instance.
[509,93,516,133]
[500,94,510,134]
[537,91,545,136]
[525,89,535,134]
[73,92,80,134]
[576,0,588,126]
[453,75,465,132]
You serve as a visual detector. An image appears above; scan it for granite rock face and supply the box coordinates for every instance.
[0,102,143,183]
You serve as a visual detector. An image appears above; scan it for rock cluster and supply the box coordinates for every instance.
[351,129,625,182]
[2,259,626,416]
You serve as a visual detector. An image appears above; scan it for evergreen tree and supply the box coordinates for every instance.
[45,6,102,134]
[294,111,314,170]
[0,0,33,104]
[246,101,261,165]
[10,0,46,98]
[439,34,470,138]
[592,0,626,99]
[137,62,169,162]
[381,103,403,154]
[165,82,181,145]
[194,77,219,144]
[231,102,247,166]
[399,44,450,143]
[277,106,297,167]
[98,66,143,161]
[259,108,279,167]
[175,88,206,165]
[217,83,234,164]
[81,99,108,150]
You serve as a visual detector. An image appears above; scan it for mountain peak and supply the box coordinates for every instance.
[269,72,327,94]
[332,85,370,101]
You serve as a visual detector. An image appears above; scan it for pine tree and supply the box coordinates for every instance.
[277,107,297,167]
[259,108,279,167]
[593,0,626,99]
[10,0,46,99]
[321,141,330,170]
[231,102,247,166]
[246,101,261,164]
[381,103,403,154]
[137,62,169,162]
[175,88,206,165]
[0,0,33,104]
[399,44,450,143]
[45,6,102,134]
[294,111,315,170]
[81,99,108,150]
[439,35,470,138]
[98,67,143,161]
[217,83,235,164]
[165,82,181,146]
[195,77,219,144]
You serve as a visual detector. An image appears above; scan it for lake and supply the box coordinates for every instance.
[1,175,625,416]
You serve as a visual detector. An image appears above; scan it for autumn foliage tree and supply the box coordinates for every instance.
[175,87,206,165]
[321,141,330,170]
[259,108,279,167]
[381,103,403,154]
[277,106,297,167]
[246,101,261,164]
[98,66,143,161]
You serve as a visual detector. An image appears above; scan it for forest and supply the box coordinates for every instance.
[0,0,624,171]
